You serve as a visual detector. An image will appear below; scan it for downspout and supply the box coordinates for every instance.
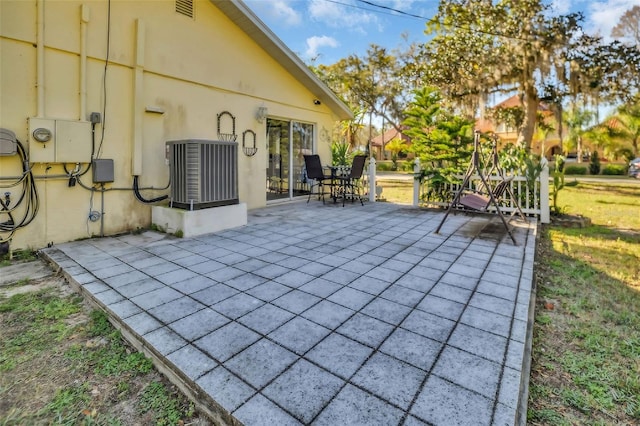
[36,0,45,117]
[80,4,89,120]
[132,19,144,176]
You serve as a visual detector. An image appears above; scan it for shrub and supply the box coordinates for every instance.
[564,165,587,175]
[589,151,601,175]
[602,164,626,175]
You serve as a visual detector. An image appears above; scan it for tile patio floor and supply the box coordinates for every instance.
[41,200,537,426]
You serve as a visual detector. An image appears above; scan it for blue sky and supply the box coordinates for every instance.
[244,0,640,65]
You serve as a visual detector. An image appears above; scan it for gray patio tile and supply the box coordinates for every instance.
[416,294,465,321]
[327,287,374,311]
[139,261,182,277]
[338,259,376,275]
[379,284,424,308]
[477,281,518,301]
[447,263,485,280]
[123,311,162,335]
[130,286,182,310]
[252,263,291,279]
[148,296,206,324]
[238,304,295,335]
[199,246,233,259]
[272,290,321,314]
[481,269,520,288]
[91,262,132,279]
[514,301,529,322]
[510,318,527,343]
[298,278,342,298]
[103,270,149,288]
[320,268,361,286]
[144,326,187,355]
[212,293,264,320]
[347,276,391,296]
[255,251,289,264]
[392,251,424,265]
[108,299,141,319]
[493,402,518,426]
[234,394,302,426]
[191,283,239,306]
[352,352,426,409]
[417,257,453,272]
[380,258,414,273]
[84,281,110,294]
[268,317,331,355]
[313,384,404,426]
[394,274,436,294]
[263,359,344,424]
[225,338,298,388]
[155,268,199,285]
[336,313,394,348]
[448,323,508,364]
[432,346,501,399]
[205,266,245,282]
[410,375,493,426]
[247,281,291,302]
[361,298,411,326]
[196,367,254,412]
[401,310,456,343]
[429,282,473,305]
[456,254,491,270]
[274,270,316,288]
[195,322,261,362]
[224,273,268,292]
[470,292,515,317]
[294,261,334,277]
[439,271,479,290]
[407,265,445,284]
[217,252,250,265]
[380,328,442,371]
[302,300,355,330]
[403,415,429,425]
[316,253,351,268]
[498,366,521,409]
[276,256,310,270]
[169,308,229,341]
[460,306,511,338]
[169,275,217,294]
[364,266,405,283]
[354,253,387,266]
[234,258,270,273]
[94,288,125,306]
[305,333,373,380]
[158,249,194,262]
[186,259,225,275]
[173,254,209,268]
[167,344,217,380]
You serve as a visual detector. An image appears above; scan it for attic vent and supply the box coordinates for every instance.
[175,0,193,18]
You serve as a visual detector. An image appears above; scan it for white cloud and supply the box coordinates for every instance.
[270,0,302,27]
[305,35,339,59]
[584,0,640,41]
[308,0,378,32]
[549,0,573,15]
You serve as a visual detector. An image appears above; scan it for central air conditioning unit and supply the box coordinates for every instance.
[167,139,239,210]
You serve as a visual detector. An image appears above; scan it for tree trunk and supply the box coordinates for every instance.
[518,86,539,150]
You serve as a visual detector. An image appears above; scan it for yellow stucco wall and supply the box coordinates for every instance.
[0,0,340,250]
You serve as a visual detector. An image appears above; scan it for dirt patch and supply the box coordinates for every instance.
[0,261,213,425]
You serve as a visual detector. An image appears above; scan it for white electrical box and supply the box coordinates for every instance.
[28,118,92,163]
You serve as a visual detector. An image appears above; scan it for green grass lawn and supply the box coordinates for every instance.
[528,181,640,425]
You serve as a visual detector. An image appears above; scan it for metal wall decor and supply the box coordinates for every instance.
[217,111,237,141]
[242,129,258,156]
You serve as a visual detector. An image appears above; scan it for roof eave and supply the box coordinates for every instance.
[213,0,353,121]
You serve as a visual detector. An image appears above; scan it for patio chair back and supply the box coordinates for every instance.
[304,155,326,181]
[348,155,367,180]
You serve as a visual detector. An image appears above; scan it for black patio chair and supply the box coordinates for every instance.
[336,155,367,206]
[303,154,332,203]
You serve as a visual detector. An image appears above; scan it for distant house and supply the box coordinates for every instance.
[370,127,412,159]
[0,0,352,249]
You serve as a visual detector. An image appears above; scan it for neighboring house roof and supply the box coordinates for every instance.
[370,127,411,147]
[215,1,353,121]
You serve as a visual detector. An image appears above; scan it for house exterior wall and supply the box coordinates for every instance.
[0,0,340,250]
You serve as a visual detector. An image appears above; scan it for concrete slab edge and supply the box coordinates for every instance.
[39,249,240,426]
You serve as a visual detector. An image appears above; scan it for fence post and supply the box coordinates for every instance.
[413,158,421,207]
[369,157,376,203]
[540,158,550,223]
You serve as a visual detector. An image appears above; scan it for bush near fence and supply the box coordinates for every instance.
[564,165,588,175]
[602,164,627,175]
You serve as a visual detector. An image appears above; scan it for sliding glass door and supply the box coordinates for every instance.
[266,118,314,201]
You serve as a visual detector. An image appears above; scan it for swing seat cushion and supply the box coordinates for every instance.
[459,193,491,211]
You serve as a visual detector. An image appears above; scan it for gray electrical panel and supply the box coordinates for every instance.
[92,159,114,183]
[0,128,17,156]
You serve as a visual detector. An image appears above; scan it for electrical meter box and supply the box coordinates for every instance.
[92,159,114,183]
[28,118,92,163]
